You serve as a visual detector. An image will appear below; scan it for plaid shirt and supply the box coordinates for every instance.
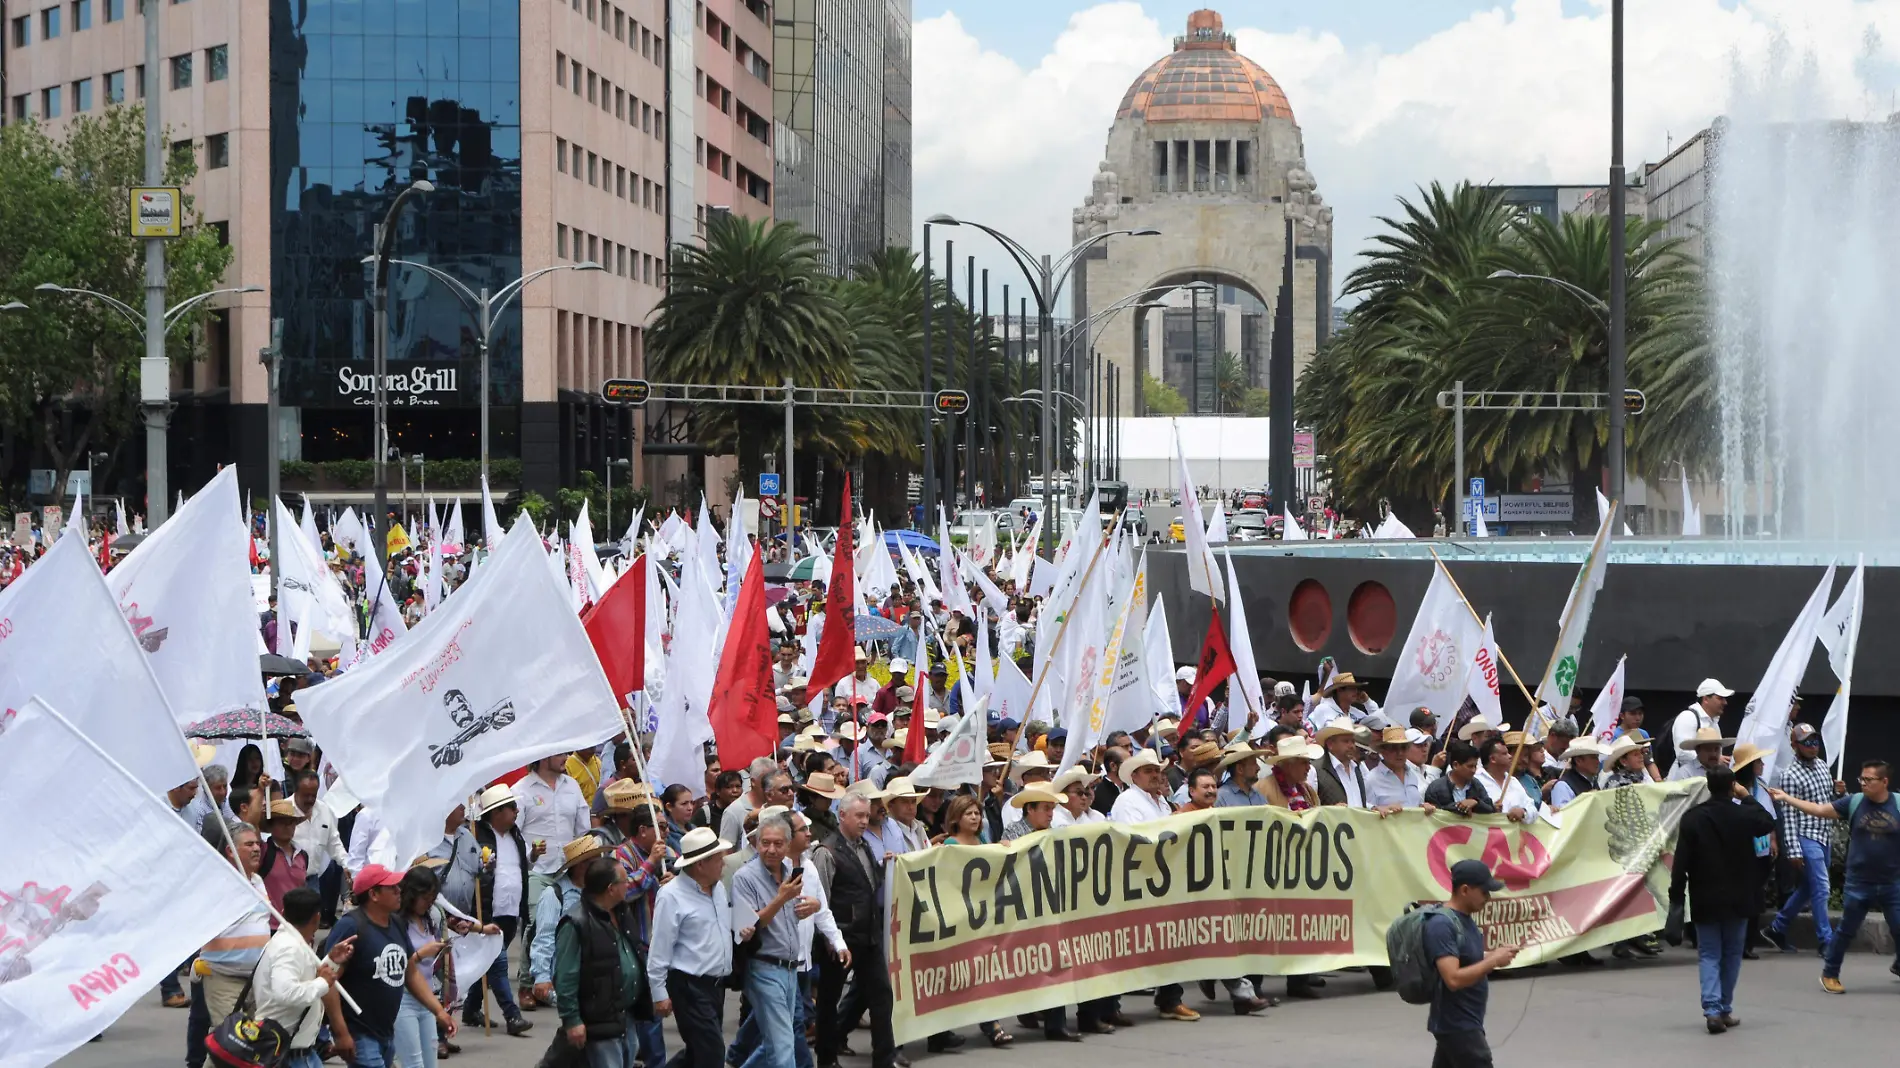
[1773,756,1836,857]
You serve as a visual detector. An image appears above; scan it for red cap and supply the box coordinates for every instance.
[352,864,404,895]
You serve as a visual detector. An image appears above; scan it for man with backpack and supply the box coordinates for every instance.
[1770,757,1900,993]
[1408,860,1519,1068]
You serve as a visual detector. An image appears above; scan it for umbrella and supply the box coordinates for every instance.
[109,532,147,552]
[852,612,905,642]
[260,653,311,677]
[185,709,311,741]
[763,562,797,582]
[787,557,825,581]
[884,530,940,556]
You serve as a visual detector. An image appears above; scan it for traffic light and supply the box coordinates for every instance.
[602,378,651,405]
[934,389,971,415]
[1623,388,1646,415]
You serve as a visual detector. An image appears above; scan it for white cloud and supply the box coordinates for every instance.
[915,0,1900,302]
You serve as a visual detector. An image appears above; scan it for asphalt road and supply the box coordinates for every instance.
[56,950,1900,1068]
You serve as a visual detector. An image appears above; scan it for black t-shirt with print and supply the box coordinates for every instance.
[324,909,413,1039]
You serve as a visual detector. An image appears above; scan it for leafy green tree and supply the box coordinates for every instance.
[1212,351,1249,412]
[1142,373,1188,415]
[0,106,234,512]
[1296,181,1707,527]
[1241,388,1272,417]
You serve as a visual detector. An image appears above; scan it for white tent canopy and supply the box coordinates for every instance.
[1091,416,1271,493]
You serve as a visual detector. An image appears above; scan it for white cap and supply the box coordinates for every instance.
[1273,681,1297,698]
[1404,727,1431,746]
[889,657,911,677]
[1174,666,1197,684]
[1695,678,1735,698]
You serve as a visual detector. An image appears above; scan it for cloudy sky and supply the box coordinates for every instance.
[913,0,1900,306]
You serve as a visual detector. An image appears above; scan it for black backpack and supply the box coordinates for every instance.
[1387,903,1454,1005]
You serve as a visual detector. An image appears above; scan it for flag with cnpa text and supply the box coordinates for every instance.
[0,698,265,1068]
[298,516,625,867]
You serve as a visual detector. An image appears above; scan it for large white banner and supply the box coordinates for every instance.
[103,466,267,721]
[0,536,199,793]
[299,517,624,866]
[1382,561,1485,722]
[0,698,263,1068]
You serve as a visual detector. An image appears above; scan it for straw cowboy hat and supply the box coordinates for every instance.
[777,676,810,695]
[1050,766,1102,794]
[1457,715,1499,741]
[1501,731,1528,748]
[1216,741,1270,770]
[882,728,909,751]
[1265,735,1326,765]
[1560,737,1610,762]
[474,783,518,817]
[1322,671,1363,696]
[1012,784,1067,807]
[1377,726,1412,748]
[987,742,1015,766]
[192,743,219,768]
[881,776,925,800]
[265,798,307,824]
[1012,750,1053,775]
[1730,741,1775,774]
[833,721,863,742]
[799,771,848,800]
[1314,720,1362,746]
[1152,717,1180,740]
[845,779,886,801]
[1121,749,1165,778]
[1605,733,1651,765]
[793,734,824,753]
[558,835,607,873]
[1181,739,1224,768]
[603,779,654,813]
[1677,726,1737,753]
[675,826,733,866]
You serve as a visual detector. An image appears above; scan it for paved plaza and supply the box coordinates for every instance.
[57,951,1900,1068]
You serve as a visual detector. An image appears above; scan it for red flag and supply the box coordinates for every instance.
[97,530,111,571]
[707,551,779,770]
[249,534,262,569]
[1182,606,1236,729]
[806,473,857,696]
[903,645,929,766]
[581,554,647,706]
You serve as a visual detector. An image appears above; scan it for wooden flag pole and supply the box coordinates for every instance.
[474,873,491,1036]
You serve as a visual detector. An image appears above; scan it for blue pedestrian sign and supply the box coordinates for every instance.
[759,472,782,497]
[1468,477,1485,498]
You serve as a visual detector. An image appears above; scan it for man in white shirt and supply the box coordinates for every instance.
[1307,672,1380,732]
[289,769,349,891]
[875,777,932,853]
[254,886,351,1068]
[649,828,739,1068]
[1473,737,1536,821]
[719,756,777,847]
[1671,679,1732,767]
[1106,751,1197,1021]
[513,752,589,1006]
[1314,721,1369,808]
[1366,727,1430,813]
[1406,728,1444,787]
[1051,768,1105,828]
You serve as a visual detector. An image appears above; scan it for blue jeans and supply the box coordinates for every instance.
[794,971,814,1068]
[585,1029,638,1068]
[1694,918,1747,1017]
[634,1017,668,1068]
[1823,879,1900,979]
[739,963,799,1068]
[392,992,439,1068]
[286,1051,324,1068]
[1772,838,1834,949]
[345,1031,396,1068]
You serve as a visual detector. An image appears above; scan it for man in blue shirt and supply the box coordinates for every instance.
[1423,860,1520,1068]
[1771,758,1900,993]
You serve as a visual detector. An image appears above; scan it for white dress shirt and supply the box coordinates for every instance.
[1475,768,1538,815]
[253,926,330,1049]
[793,853,847,966]
[1051,806,1105,829]
[1328,756,1368,808]
[516,771,590,875]
[1365,762,1424,808]
[1671,704,1718,757]
[292,795,350,878]
[491,829,523,918]
[647,876,735,1000]
[1109,786,1173,825]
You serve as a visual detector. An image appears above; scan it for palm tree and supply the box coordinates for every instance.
[1297,182,1710,527]
[647,214,854,472]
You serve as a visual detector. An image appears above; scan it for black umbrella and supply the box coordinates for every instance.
[260,653,311,677]
[110,532,147,552]
[762,562,796,582]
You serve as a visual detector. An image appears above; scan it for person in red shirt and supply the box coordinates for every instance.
[259,798,312,912]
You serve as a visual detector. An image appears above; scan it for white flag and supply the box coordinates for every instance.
[480,476,504,550]
[1063,561,1133,773]
[1735,564,1836,782]
[103,466,267,723]
[448,929,505,1008]
[1532,506,1615,722]
[0,698,265,1068]
[1102,556,1153,738]
[1176,424,1223,602]
[973,607,993,699]
[274,498,352,642]
[1584,656,1627,741]
[1818,558,1864,775]
[967,553,1009,618]
[648,528,721,795]
[1010,516,1042,588]
[299,517,624,866]
[1596,487,1634,536]
[1473,505,1490,538]
[1372,512,1416,540]
[912,694,989,790]
[1220,555,1266,736]
[0,535,200,792]
[1282,506,1306,541]
[1125,590,1178,738]
[445,500,466,552]
[1384,561,1485,723]
[988,643,1034,726]
[1679,470,1701,536]
[114,499,130,538]
[1460,614,1503,733]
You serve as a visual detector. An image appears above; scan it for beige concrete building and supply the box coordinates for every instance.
[1072,9,1332,415]
[2,0,767,505]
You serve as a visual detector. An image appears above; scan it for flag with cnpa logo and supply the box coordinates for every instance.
[0,698,264,1068]
[298,515,624,867]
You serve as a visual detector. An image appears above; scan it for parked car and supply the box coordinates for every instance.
[1230,508,1278,542]
[1169,516,1186,542]
[1121,504,1146,538]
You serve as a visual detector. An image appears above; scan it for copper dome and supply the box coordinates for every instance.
[1116,10,1294,125]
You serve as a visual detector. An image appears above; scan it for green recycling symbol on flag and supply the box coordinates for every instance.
[1554,655,1579,697]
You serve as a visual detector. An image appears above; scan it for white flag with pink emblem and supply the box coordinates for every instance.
[0,698,264,1068]
[1585,655,1626,741]
[1382,560,1484,724]
[103,466,267,723]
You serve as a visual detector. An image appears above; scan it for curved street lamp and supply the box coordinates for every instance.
[370,180,435,558]
[35,282,266,335]
[370,257,604,481]
[925,213,1160,549]
[1487,269,1609,322]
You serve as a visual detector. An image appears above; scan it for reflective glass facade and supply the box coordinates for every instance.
[773,0,912,273]
[268,0,523,462]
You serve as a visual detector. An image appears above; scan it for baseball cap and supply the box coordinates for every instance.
[1045,727,1069,744]
[1695,678,1735,698]
[283,737,316,755]
[993,717,1021,732]
[1273,681,1297,698]
[1620,695,1645,713]
[1790,723,1820,743]
[352,863,405,895]
[1449,859,1504,893]
[1404,727,1431,746]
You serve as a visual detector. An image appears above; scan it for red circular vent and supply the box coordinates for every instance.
[1286,579,1332,652]
[1347,582,1397,655]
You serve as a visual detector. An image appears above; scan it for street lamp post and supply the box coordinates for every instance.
[1607,0,1629,508]
[370,180,435,559]
[142,3,166,525]
[926,215,1160,553]
[920,221,934,528]
[606,457,630,535]
[370,258,604,483]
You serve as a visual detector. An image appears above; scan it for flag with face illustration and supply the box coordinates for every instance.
[298,516,623,867]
